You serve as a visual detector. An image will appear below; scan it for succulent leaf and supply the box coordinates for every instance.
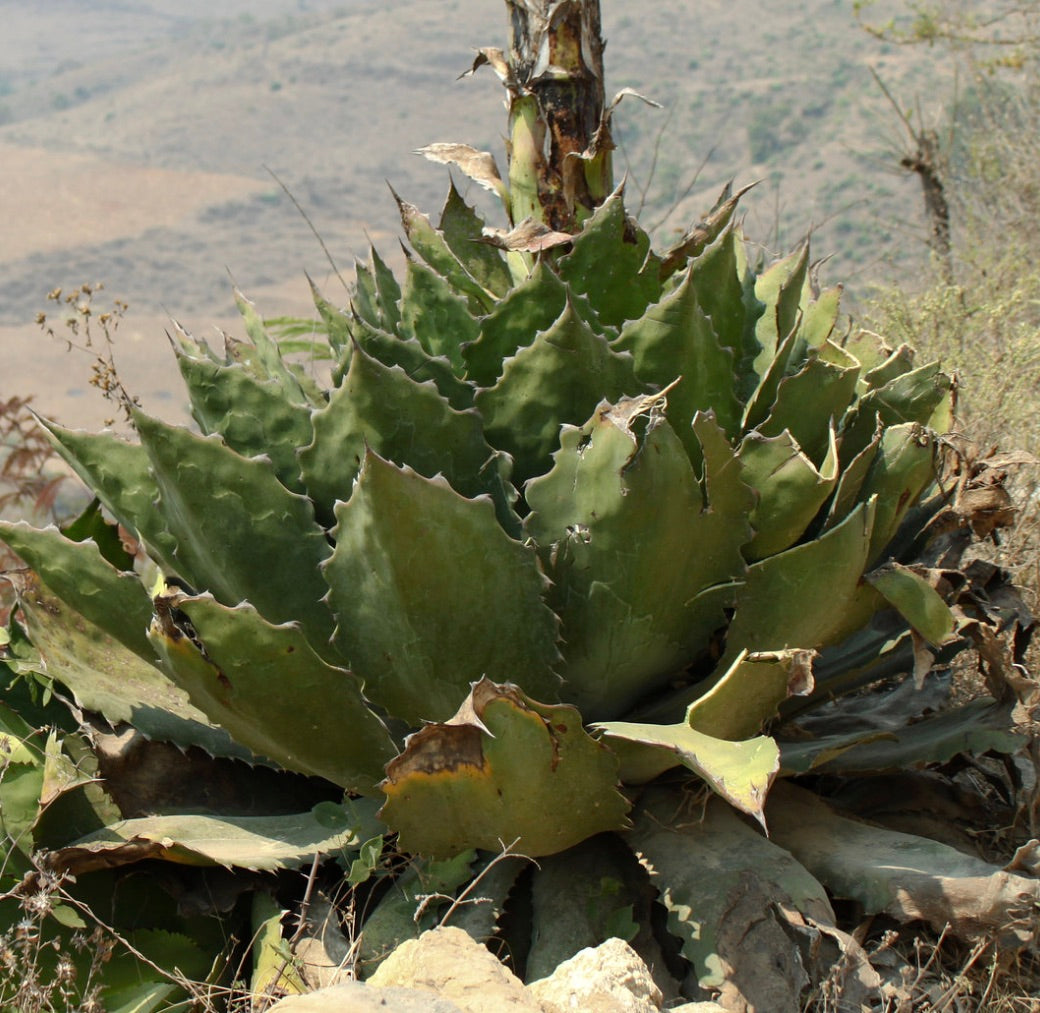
[855,423,939,565]
[752,243,809,372]
[299,344,518,533]
[0,521,154,662]
[175,348,314,494]
[337,309,474,409]
[526,838,646,981]
[51,801,368,874]
[37,420,177,561]
[629,788,835,1002]
[598,721,779,825]
[738,427,839,560]
[475,299,642,485]
[685,648,816,740]
[353,258,384,332]
[395,190,495,313]
[780,696,1021,775]
[756,341,860,464]
[799,284,843,349]
[356,851,477,973]
[687,228,761,398]
[719,499,880,675]
[10,571,249,761]
[400,257,480,373]
[233,288,322,405]
[325,452,561,725]
[148,591,395,791]
[369,245,404,333]
[557,190,662,326]
[865,562,956,646]
[133,411,336,650]
[613,268,742,463]
[379,678,628,858]
[438,181,514,299]
[462,259,568,387]
[526,403,753,720]
[840,361,953,466]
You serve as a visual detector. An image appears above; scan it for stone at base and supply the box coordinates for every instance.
[527,937,664,1013]
[368,925,545,1012]
[266,981,465,1012]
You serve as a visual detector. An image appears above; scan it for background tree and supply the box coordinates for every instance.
[860,0,1040,590]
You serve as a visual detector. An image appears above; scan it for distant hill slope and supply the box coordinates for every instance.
[0,1,945,390]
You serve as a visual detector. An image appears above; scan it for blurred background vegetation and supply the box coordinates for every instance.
[857,0,1040,605]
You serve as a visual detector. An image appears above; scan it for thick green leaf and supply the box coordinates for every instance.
[738,427,839,560]
[685,648,815,740]
[613,268,742,463]
[370,245,404,333]
[840,361,953,465]
[175,349,313,494]
[753,243,808,372]
[558,190,662,326]
[0,522,154,662]
[800,285,843,350]
[396,190,494,312]
[596,721,778,825]
[439,181,513,299]
[446,851,528,945]
[0,703,46,864]
[757,341,860,465]
[101,928,213,1013]
[299,345,517,533]
[133,411,336,650]
[854,423,938,565]
[37,419,177,563]
[353,257,383,330]
[309,278,354,353]
[61,496,136,570]
[149,592,396,792]
[780,696,1020,775]
[34,731,122,849]
[233,288,320,404]
[357,852,477,973]
[475,300,642,485]
[861,341,917,390]
[866,563,955,645]
[400,258,480,373]
[53,801,365,873]
[325,452,561,725]
[720,498,879,668]
[341,311,474,409]
[688,228,760,398]
[526,838,644,982]
[629,788,835,1004]
[463,259,567,387]
[12,571,249,761]
[251,893,305,999]
[822,431,880,531]
[526,405,752,720]
[380,679,628,858]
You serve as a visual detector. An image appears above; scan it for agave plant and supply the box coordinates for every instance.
[0,1,1035,1008]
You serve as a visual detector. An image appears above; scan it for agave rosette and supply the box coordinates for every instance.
[0,182,1031,1001]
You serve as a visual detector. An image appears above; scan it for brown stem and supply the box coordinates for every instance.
[506,0,610,231]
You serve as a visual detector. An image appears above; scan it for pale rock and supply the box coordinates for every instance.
[527,937,664,1013]
[368,925,544,1012]
[265,981,464,1012]
[670,1004,728,1013]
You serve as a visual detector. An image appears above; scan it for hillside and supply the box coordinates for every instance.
[0,0,947,426]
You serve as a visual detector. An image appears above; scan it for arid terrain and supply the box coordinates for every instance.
[0,0,939,428]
